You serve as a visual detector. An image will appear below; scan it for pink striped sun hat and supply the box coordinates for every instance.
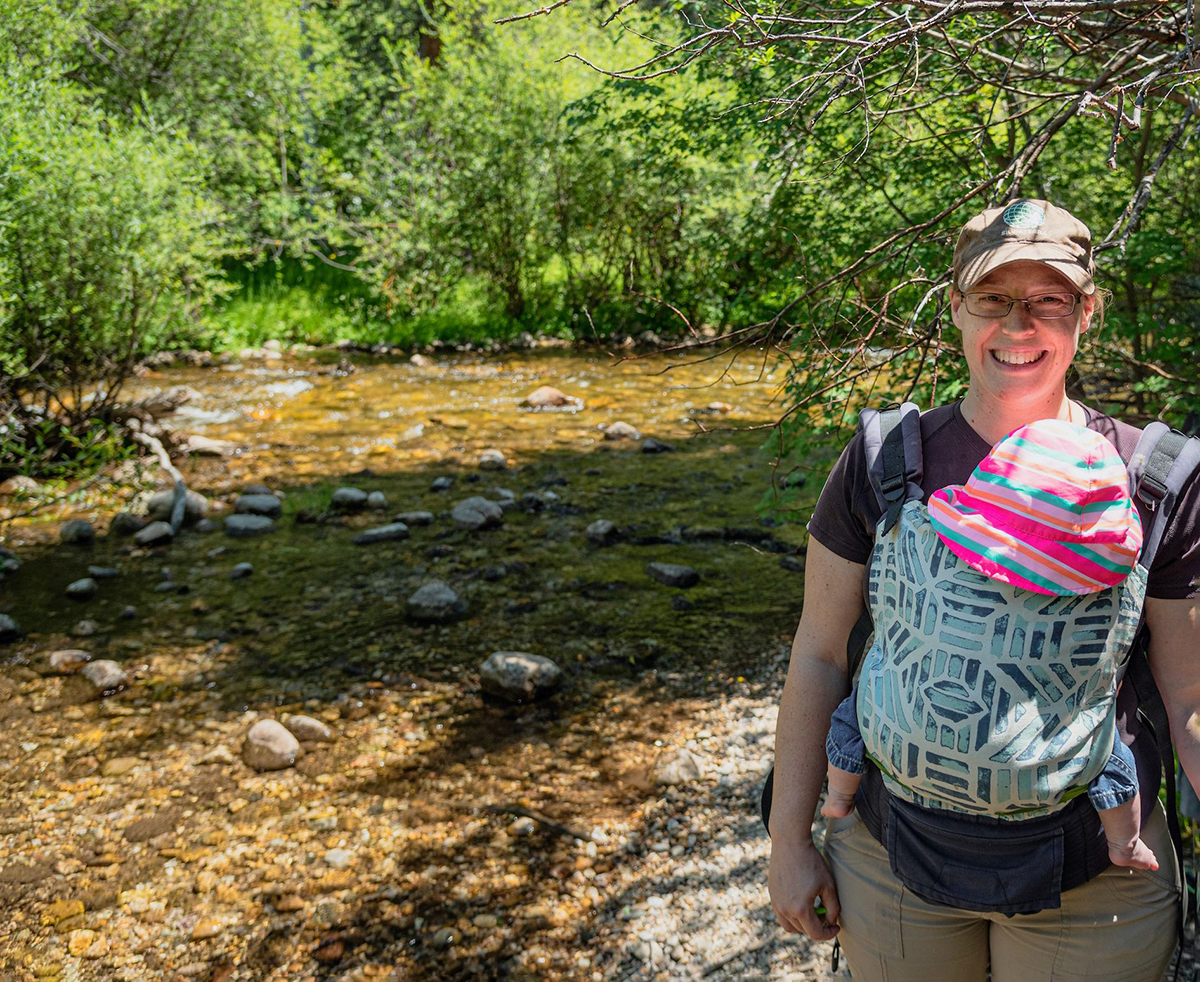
[928,418,1142,596]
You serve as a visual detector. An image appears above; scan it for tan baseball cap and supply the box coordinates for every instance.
[953,199,1095,294]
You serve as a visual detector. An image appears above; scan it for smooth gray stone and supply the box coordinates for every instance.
[109,512,148,536]
[235,494,283,518]
[88,566,120,579]
[224,514,276,538]
[134,521,175,547]
[451,496,504,531]
[147,488,209,523]
[353,522,410,545]
[230,563,254,579]
[406,581,467,623]
[66,578,99,600]
[480,651,563,703]
[243,483,274,495]
[430,477,455,492]
[331,487,368,511]
[367,491,388,510]
[646,562,700,588]
[60,520,96,545]
[394,511,434,526]
[641,439,676,454]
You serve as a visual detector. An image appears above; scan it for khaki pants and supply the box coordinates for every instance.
[822,803,1179,982]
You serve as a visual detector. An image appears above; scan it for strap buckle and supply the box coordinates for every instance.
[880,472,905,500]
[1137,475,1168,509]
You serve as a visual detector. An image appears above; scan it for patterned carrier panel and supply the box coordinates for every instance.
[857,500,1147,818]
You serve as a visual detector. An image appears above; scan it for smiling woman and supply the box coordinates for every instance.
[766,198,1200,982]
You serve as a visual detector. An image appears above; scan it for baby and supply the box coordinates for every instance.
[822,420,1157,871]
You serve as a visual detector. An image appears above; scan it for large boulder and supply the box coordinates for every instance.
[451,497,504,531]
[60,520,96,546]
[406,581,467,624]
[242,720,301,771]
[480,651,563,703]
[147,489,209,524]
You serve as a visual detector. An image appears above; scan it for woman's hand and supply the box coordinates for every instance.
[768,836,841,940]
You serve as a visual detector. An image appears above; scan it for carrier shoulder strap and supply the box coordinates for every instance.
[1122,422,1200,951]
[859,402,924,536]
[1128,422,1200,571]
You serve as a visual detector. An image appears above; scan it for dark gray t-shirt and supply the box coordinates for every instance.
[807,402,1200,599]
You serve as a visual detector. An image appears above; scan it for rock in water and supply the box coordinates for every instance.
[394,511,434,526]
[604,421,641,441]
[586,520,619,545]
[430,476,455,492]
[353,522,409,545]
[406,581,467,623]
[0,615,20,643]
[367,491,387,510]
[331,487,368,512]
[242,720,301,771]
[451,496,504,531]
[234,494,283,519]
[646,562,700,588]
[242,483,274,496]
[478,449,508,471]
[109,512,148,537]
[60,520,96,545]
[480,651,563,703]
[147,489,209,523]
[80,660,128,696]
[641,438,676,454]
[224,515,275,538]
[655,748,705,786]
[47,649,92,674]
[66,578,99,600]
[284,715,333,742]
[523,386,580,409]
[230,563,254,579]
[134,521,175,547]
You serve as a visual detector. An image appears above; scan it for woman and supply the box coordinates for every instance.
[768,199,1200,981]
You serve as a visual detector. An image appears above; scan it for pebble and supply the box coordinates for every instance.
[224,514,276,537]
[87,565,120,579]
[241,719,301,771]
[353,522,409,545]
[190,917,223,940]
[367,490,388,510]
[234,494,283,518]
[80,660,128,695]
[451,496,504,531]
[283,715,333,742]
[73,619,98,637]
[406,581,467,624]
[604,421,641,441]
[430,476,455,492]
[324,848,354,869]
[478,448,508,471]
[230,562,254,579]
[480,651,563,703]
[47,649,91,673]
[394,510,434,526]
[586,519,619,545]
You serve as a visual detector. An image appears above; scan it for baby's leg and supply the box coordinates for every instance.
[1097,798,1158,870]
[821,765,862,818]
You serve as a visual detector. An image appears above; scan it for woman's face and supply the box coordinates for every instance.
[950,260,1094,408]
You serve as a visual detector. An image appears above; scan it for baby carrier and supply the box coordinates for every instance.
[761,404,1200,920]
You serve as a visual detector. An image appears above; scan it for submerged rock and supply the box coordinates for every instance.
[242,719,301,771]
[134,521,175,547]
[0,614,22,643]
[230,562,254,579]
[641,439,676,454]
[430,476,455,492]
[480,651,563,703]
[523,386,581,409]
[46,649,91,674]
[646,562,700,588]
[451,497,504,531]
[234,494,282,519]
[586,520,619,546]
[60,520,96,546]
[224,515,275,538]
[66,578,99,601]
[367,491,388,510]
[87,565,120,579]
[406,581,467,623]
[353,522,409,545]
[284,715,333,743]
[394,511,434,526]
[80,660,128,696]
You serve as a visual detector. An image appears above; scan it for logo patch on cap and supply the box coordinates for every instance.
[1001,201,1047,229]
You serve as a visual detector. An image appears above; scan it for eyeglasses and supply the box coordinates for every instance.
[964,292,1081,319]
